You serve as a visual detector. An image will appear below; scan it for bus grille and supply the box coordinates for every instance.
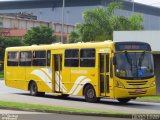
[127,81,147,85]
[128,91,147,95]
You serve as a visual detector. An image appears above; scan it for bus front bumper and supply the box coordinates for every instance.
[114,86,156,99]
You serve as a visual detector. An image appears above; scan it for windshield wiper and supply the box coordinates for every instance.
[125,51,132,71]
[138,51,145,69]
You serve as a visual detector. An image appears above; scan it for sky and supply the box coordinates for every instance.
[134,0,160,7]
[1,0,160,7]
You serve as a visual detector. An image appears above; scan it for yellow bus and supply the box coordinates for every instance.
[4,41,156,103]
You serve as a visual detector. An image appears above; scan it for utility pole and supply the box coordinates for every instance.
[127,0,135,13]
[61,0,65,43]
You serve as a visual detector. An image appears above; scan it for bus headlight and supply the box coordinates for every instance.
[116,81,125,88]
[150,81,156,87]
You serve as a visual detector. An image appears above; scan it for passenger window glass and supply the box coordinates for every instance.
[65,49,79,67]
[33,50,46,66]
[47,50,51,66]
[80,49,95,67]
[7,52,19,66]
[20,51,32,66]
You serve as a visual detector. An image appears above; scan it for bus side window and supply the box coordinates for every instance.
[20,51,32,66]
[80,49,95,67]
[33,50,46,66]
[47,50,51,66]
[65,49,79,67]
[7,51,19,66]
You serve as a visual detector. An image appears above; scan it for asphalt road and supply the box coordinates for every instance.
[0,81,160,114]
[0,110,128,120]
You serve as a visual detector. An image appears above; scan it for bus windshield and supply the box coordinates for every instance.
[115,52,154,79]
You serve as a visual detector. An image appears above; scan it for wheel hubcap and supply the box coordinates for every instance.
[31,84,36,94]
[87,89,94,98]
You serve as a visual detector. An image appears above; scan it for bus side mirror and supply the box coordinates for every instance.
[113,56,117,65]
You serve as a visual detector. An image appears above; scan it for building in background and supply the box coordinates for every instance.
[0,12,37,20]
[0,16,75,42]
[0,0,159,30]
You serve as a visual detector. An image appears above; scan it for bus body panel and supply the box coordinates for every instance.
[4,41,156,100]
[113,77,156,98]
[69,67,98,96]
[114,86,156,98]
[28,67,53,93]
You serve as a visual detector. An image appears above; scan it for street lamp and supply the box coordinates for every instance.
[61,0,65,43]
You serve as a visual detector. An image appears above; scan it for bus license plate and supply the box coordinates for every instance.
[135,89,142,93]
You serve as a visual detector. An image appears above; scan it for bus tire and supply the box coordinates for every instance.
[60,94,69,98]
[38,92,45,97]
[29,81,38,96]
[84,85,98,103]
[117,98,131,103]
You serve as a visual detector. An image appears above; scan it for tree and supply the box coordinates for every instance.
[24,26,56,45]
[0,37,24,68]
[68,31,81,43]
[0,21,2,28]
[69,2,144,43]
[129,14,143,30]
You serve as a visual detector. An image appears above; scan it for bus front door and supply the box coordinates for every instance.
[54,54,62,93]
[99,53,110,97]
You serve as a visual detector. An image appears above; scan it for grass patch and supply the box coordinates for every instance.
[137,95,160,102]
[0,71,3,75]
[0,101,128,115]
[0,71,4,80]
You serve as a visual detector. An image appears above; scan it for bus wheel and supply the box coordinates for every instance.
[38,92,45,97]
[117,98,131,103]
[84,85,98,103]
[60,94,69,98]
[29,82,38,96]
[29,82,45,96]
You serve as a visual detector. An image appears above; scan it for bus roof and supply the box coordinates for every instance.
[6,41,115,51]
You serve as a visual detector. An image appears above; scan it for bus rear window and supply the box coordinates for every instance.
[7,52,19,66]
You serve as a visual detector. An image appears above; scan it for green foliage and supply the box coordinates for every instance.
[24,26,56,45]
[68,31,81,43]
[137,95,160,102]
[0,71,4,80]
[0,21,2,28]
[69,2,144,43]
[129,14,144,30]
[0,101,128,115]
[0,37,23,61]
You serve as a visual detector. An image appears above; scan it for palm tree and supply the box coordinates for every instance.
[69,2,143,43]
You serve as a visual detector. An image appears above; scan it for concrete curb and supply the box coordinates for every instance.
[0,106,132,118]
